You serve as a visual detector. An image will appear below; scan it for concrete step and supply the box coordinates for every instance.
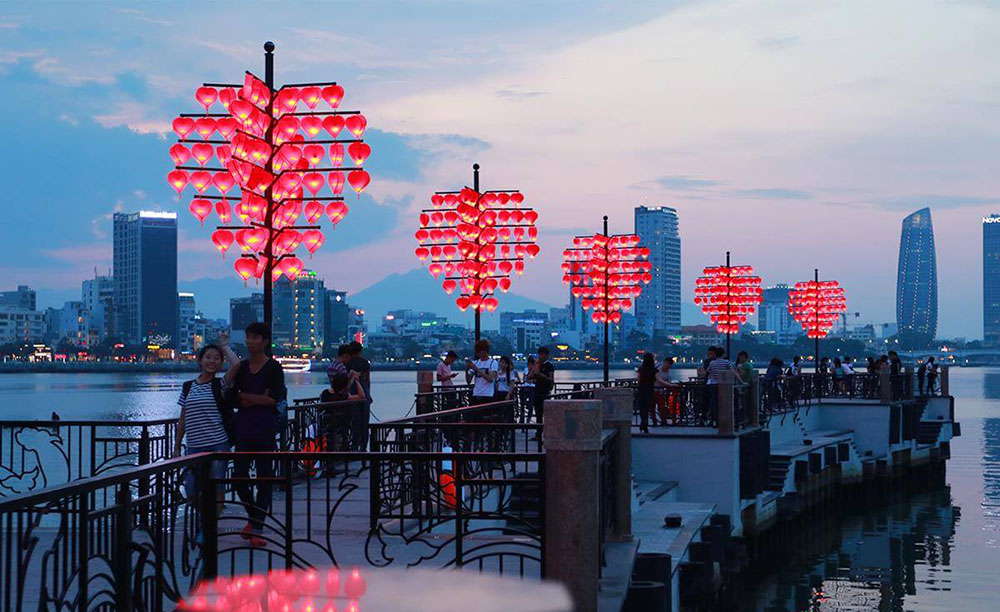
[634,479,679,506]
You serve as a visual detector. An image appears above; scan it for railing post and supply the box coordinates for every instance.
[416,370,434,415]
[879,370,891,404]
[748,371,760,427]
[199,457,218,580]
[903,366,915,400]
[114,482,132,612]
[717,370,735,435]
[940,365,949,396]
[138,427,150,520]
[594,388,632,541]
[77,493,89,611]
[543,399,601,612]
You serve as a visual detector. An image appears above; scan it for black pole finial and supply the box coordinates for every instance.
[264,41,275,53]
[473,163,480,171]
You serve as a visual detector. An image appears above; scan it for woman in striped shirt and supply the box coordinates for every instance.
[174,339,240,506]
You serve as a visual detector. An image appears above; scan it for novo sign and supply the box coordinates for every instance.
[983,216,1000,224]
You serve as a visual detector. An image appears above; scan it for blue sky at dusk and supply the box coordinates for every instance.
[1,1,999,338]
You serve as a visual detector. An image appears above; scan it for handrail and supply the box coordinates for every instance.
[381,399,516,424]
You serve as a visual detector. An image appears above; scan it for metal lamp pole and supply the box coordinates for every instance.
[725,250,732,360]
[473,163,481,343]
[814,268,820,373]
[603,215,610,383]
[262,42,276,354]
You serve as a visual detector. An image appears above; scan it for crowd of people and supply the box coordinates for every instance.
[631,347,944,433]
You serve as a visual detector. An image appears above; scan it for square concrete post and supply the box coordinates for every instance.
[747,371,760,427]
[879,370,891,403]
[716,370,735,435]
[940,366,950,396]
[543,399,602,612]
[594,387,632,541]
[903,366,915,400]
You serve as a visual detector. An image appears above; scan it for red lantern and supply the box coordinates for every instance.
[234,258,256,283]
[347,170,370,195]
[195,87,218,111]
[347,142,371,165]
[167,170,189,193]
[321,85,344,108]
[189,199,212,224]
[345,114,367,137]
[693,261,763,335]
[211,229,235,255]
[172,117,195,138]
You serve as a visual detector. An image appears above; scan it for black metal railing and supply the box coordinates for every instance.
[598,428,617,573]
[633,381,749,430]
[0,418,178,498]
[0,449,546,611]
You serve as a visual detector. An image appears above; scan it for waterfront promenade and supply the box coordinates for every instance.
[0,369,962,611]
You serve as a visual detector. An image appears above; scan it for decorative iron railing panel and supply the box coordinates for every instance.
[0,450,546,611]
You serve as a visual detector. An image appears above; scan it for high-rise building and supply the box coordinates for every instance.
[757,284,800,345]
[634,206,681,337]
[984,215,1000,345]
[178,292,197,354]
[113,211,179,348]
[0,285,36,311]
[324,289,349,351]
[230,293,264,345]
[81,274,115,343]
[896,207,938,344]
[500,309,549,354]
[273,270,325,354]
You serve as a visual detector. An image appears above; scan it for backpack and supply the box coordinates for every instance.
[182,377,236,441]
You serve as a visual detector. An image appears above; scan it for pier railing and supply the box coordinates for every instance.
[0,418,178,498]
[0,449,546,611]
[634,381,750,431]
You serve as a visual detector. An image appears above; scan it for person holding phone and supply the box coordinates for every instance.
[465,339,498,405]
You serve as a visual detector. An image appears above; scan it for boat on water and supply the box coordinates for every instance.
[275,357,312,373]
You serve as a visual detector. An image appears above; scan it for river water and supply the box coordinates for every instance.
[0,367,997,610]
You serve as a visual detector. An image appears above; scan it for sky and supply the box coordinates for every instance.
[1,0,999,339]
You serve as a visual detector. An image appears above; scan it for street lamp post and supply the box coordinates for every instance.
[561,217,651,382]
[694,252,762,360]
[414,163,540,343]
[788,270,848,373]
[167,42,373,353]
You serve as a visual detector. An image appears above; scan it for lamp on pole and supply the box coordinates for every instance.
[167,42,373,354]
[694,252,762,360]
[561,217,651,382]
[788,270,848,373]
[414,163,540,343]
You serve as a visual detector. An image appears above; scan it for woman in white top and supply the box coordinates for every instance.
[495,355,519,401]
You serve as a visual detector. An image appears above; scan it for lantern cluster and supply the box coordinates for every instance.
[561,234,651,324]
[167,72,372,284]
[414,187,540,312]
[788,280,847,339]
[694,265,763,334]
[178,566,367,612]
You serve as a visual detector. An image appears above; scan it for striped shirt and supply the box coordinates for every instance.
[706,358,733,385]
[178,379,230,448]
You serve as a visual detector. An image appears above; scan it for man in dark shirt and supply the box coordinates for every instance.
[347,341,372,451]
[527,346,555,431]
[223,322,286,545]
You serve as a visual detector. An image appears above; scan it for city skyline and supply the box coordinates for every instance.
[2,2,1000,338]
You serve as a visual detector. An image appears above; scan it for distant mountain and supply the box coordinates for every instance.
[349,268,556,330]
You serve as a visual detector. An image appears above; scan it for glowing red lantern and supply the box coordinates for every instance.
[416,172,538,318]
[693,254,763,337]
[788,277,847,339]
[561,231,649,325]
[169,60,372,286]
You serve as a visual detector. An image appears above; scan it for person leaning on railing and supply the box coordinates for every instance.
[465,339,499,406]
[436,350,461,409]
[321,362,366,451]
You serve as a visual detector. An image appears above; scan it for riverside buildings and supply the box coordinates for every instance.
[113,211,179,349]
[896,208,938,344]
[634,206,681,338]
[757,284,801,345]
[984,215,1000,345]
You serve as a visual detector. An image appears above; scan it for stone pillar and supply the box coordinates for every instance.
[903,366,915,400]
[748,371,760,428]
[879,370,891,404]
[543,399,602,612]
[940,366,950,396]
[416,370,434,415]
[717,370,735,435]
[594,387,632,541]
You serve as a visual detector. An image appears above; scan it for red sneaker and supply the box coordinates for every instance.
[241,523,253,540]
[248,534,267,547]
